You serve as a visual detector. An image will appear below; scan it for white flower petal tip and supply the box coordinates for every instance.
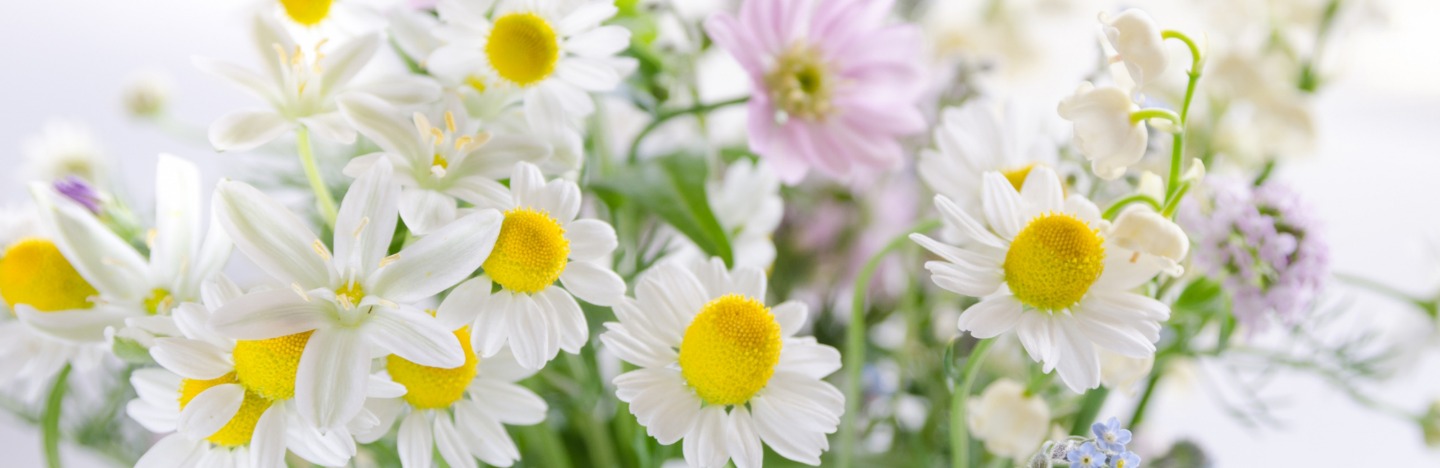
[1057,82,1147,181]
[1101,9,1169,90]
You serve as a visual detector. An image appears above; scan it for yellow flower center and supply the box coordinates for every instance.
[484,208,569,294]
[677,294,782,406]
[432,154,450,170]
[764,43,834,121]
[387,326,479,409]
[232,331,313,400]
[485,13,560,87]
[0,238,97,312]
[178,372,272,447]
[143,288,174,316]
[465,76,489,94]
[1003,213,1106,311]
[279,0,333,26]
[1001,164,1037,192]
[336,281,364,309]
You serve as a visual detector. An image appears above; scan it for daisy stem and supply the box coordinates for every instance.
[840,218,940,468]
[296,126,339,227]
[41,363,72,468]
[952,338,994,468]
[626,96,748,164]
[1161,30,1205,209]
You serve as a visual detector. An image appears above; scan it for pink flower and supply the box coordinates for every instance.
[705,0,927,184]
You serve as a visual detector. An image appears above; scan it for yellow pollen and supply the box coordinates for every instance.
[432,154,450,170]
[386,326,479,409]
[485,13,561,86]
[178,372,272,447]
[279,0,333,26]
[0,238,97,312]
[465,76,488,93]
[232,331,313,400]
[143,288,174,316]
[1001,164,1037,191]
[484,208,569,294]
[677,294,782,406]
[764,43,834,121]
[336,281,364,309]
[1003,213,1106,311]
[444,111,457,133]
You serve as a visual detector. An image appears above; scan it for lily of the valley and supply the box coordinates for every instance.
[209,160,502,431]
[1058,82,1147,181]
[1102,9,1169,92]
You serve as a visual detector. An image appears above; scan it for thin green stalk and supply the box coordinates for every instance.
[840,218,941,468]
[1129,108,1181,126]
[952,339,995,468]
[1337,273,1439,319]
[1068,387,1110,436]
[42,364,72,468]
[1126,361,1165,431]
[296,126,338,227]
[565,354,619,468]
[626,96,748,163]
[1160,182,1191,218]
[1160,30,1204,206]
[1102,194,1163,220]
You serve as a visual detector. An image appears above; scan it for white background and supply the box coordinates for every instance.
[1,0,1438,466]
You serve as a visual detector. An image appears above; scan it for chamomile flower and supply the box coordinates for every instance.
[18,154,231,345]
[918,99,1059,216]
[359,281,547,467]
[705,0,927,183]
[464,162,625,370]
[911,167,1171,392]
[22,119,106,184]
[197,14,440,152]
[337,93,551,235]
[428,0,636,139]
[129,276,372,467]
[209,161,503,431]
[602,259,844,467]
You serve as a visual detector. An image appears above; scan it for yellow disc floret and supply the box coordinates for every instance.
[279,0,333,26]
[387,326,479,409]
[678,294,782,406]
[0,238,97,312]
[336,281,364,309]
[1003,213,1106,311]
[486,13,561,86]
[232,331,313,400]
[178,372,272,447]
[764,43,834,121]
[143,288,174,316]
[1001,164,1037,192]
[484,208,569,294]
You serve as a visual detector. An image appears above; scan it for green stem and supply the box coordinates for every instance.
[1336,273,1439,319]
[566,354,619,468]
[42,364,72,468]
[296,126,338,227]
[1068,387,1111,436]
[840,218,942,468]
[952,339,995,468]
[1127,361,1166,431]
[1160,30,1204,206]
[626,96,748,163]
[1160,182,1191,218]
[1129,108,1181,126]
[1102,194,1163,220]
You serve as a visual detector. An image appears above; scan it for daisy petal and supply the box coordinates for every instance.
[565,219,617,261]
[437,277,490,331]
[30,184,148,300]
[468,379,547,425]
[559,261,625,307]
[957,295,1023,338]
[320,34,380,92]
[213,180,331,288]
[177,383,244,440]
[365,307,466,368]
[249,405,288,468]
[210,289,331,340]
[208,110,290,152]
[334,160,400,276]
[727,407,765,468]
[151,338,232,380]
[398,410,434,468]
[295,328,369,431]
[135,433,204,468]
[370,209,502,303]
[399,188,457,236]
[684,406,731,468]
[434,415,477,468]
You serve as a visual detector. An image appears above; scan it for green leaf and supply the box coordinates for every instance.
[591,154,734,268]
[1174,277,1225,315]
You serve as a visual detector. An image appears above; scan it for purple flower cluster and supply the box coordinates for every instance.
[1180,177,1328,329]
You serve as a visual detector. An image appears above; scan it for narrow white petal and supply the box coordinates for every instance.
[398,188,457,236]
[399,410,435,468]
[1019,166,1065,213]
[151,154,202,292]
[775,338,841,379]
[208,110,290,152]
[337,93,426,162]
[537,287,588,354]
[981,172,1025,239]
[727,407,764,468]
[565,219,618,262]
[957,295,1023,338]
[151,338,232,380]
[177,383,244,439]
[772,301,808,337]
[364,307,466,368]
[30,184,148,300]
[334,160,399,276]
[436,277,491,331]
[370,209,502,303]
[209,289,331,340]
[249,404,288,468]
[558,261,625,307]
[468,379,547,424]
[557,2,617,36]
[320,34,381,92]
[684,407,731,468]
[213,180,331,288]
[299,112,357,145]
[455,400,521,466]
[563,26,629,57]
[295,328,368,431]
[15,306,129,343]
[135,433,204,468]
[435,414,478,468]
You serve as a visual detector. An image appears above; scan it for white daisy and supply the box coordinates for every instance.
[917,98,1058,216]
[337,93,552,235]
[602,258,844,467]
[270,0,389,44]
[357,280,547,468]
[18,154,231,345]
[208,160,503,431]
[196,14,440,152]
[428,0,636,139]
[910,167,1171,392]
[22,119,106,184]
[129,275,383,468]
[464,162,626,370]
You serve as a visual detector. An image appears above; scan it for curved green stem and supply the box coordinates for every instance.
[1160,182,1191,218]
[1158,30,1205,207]
[626,96,748,164]
[296,126,338,227]
[839,218,941,468]
[952,339,995,468]
[42,364,72,468]
[1127,361,1165,431]
[1129,108,1181,126]
[1102,194,1163,220]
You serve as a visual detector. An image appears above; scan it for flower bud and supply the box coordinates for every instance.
[969,379,1051,459]
[1058,82,1147,180]
[1101,9,1169,91]
[1110,206,1189,275]
[122,71,172,118]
